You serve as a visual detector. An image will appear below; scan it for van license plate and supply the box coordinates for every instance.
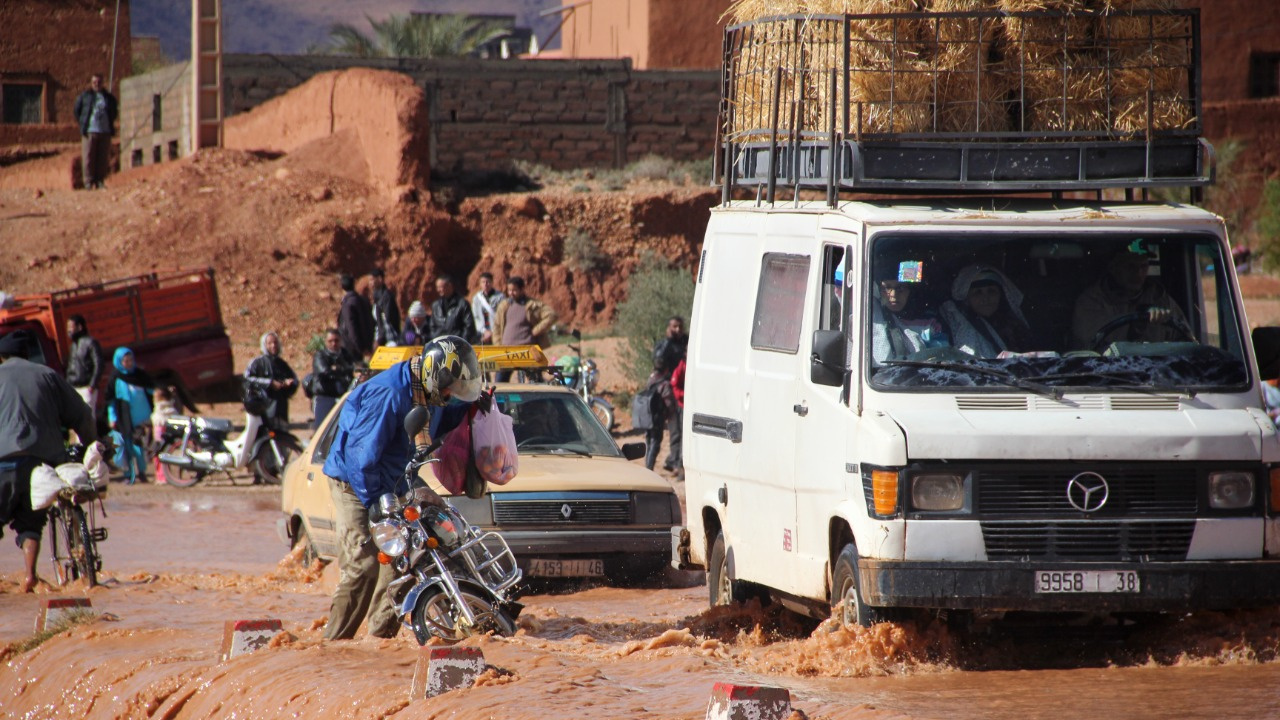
[530,559,604,577]
[1035,570,1139,593]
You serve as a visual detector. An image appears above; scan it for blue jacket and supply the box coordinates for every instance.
[323,362,417,508]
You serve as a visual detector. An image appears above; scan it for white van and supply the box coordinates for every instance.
[674,198,1280,625]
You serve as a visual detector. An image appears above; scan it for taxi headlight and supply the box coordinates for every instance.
[1208,472,1255,510]
[371,520,408,556]
[911,474,965,512]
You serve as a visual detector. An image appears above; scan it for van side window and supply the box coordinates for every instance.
[819,245,846,331]
[751,253,810,353]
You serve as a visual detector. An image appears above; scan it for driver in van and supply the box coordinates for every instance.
[1070,244,1188,350]
[319,335,487,640]
[870,262,950,364]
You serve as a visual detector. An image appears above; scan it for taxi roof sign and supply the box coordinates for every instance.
[368,344,549,372]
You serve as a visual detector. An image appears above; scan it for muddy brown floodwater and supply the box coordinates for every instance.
[3,484,1280,720]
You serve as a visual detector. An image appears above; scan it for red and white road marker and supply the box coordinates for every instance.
[706,682,792,720]
[411,646,486,699]
[219,619,283,661]
[35,597,93,633]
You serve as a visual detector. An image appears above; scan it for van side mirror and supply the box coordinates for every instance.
[1252,327,1280,380]
[811,329,845,386]
[621,442,646,461]
[404,405,430,440]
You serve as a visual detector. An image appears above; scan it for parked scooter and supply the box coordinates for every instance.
[373,406,523,643]
[551,329,615,431]
[156,380,302,487]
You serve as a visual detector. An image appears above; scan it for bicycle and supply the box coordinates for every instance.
[44,462,108,588]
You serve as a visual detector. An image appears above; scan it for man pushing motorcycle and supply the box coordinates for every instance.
[320,335,487,640]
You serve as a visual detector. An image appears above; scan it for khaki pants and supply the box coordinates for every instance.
[323,478,400,640]
[81,133,110,188]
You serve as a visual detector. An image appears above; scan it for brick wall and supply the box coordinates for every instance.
[216,55,719,175]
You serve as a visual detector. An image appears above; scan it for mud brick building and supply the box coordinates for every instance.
[0,0,131,148]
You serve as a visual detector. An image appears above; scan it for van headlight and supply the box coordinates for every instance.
[911,473,965,511]
[371,520,408,556]
[1208,472,1255,510]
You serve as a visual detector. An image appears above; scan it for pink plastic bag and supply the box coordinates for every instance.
[431,415,472,495]
[471,406,518,485]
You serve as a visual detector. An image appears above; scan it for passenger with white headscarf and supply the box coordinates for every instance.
[245,331,298,428]
[940,264,1034,358]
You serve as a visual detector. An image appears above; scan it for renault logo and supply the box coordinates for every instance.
[1067,472,1109,512]
[561,503,573,519]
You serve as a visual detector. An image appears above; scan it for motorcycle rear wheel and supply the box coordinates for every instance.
[159,439,204,488]
[252,438,300,485]
[590,398,614,432]
[410,586,517,644]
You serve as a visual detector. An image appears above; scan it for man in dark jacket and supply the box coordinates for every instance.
[428,275,478,343]
[370,268,401,347]
[72,73,117,189]
[0,331,97,592]
[308,328,355,429]
[64,314,104,414]
[652,316,688,473]
[336,273,374,360]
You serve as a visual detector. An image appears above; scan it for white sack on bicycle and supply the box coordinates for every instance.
[30,464,64,510]
[472,406,518,485]
[82,441,110,489]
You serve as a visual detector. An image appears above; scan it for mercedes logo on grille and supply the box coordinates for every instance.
[560,503,573,519]
[1066,472,1109,512]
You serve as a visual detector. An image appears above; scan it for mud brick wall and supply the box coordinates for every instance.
[219,55,719,175]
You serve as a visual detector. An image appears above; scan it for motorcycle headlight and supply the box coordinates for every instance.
[1208,471,1255,510]
[371,520,408,556]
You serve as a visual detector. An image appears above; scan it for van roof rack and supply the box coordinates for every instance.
[714,9,1212,203]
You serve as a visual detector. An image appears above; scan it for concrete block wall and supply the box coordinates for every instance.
[119,62,190,170]
[217,55,719,175]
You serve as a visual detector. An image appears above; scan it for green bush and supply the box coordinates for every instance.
[1258,178,1280,273]
[564,226,610,272]
[304,333,325,355]
[615,254,694,386]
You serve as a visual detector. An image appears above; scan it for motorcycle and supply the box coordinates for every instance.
[156,380,302,487]
[371,406,523,643]
[551,329,615,431]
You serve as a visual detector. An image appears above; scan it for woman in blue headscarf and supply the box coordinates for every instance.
[106,347,155,484]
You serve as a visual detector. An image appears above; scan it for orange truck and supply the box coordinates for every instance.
[0,268,235,403]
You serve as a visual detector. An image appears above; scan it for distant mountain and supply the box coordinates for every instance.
[133,0,561,60]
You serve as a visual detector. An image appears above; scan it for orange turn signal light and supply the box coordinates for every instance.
[1270,467,1280,514]
[403,506,420,521]
[426,537,439,549]
[377,551,391,565]
[872,469,899,516]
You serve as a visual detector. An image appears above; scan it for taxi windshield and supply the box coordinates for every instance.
[865,232,1249,393]
[496,391,621,457]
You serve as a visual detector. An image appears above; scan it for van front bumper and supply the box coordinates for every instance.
[860,559,1280,612]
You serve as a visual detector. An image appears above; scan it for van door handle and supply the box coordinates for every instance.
[793,403,808,417]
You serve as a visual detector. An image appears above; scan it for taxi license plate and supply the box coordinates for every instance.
[529,559,604,577]
[1034,570,1140,593]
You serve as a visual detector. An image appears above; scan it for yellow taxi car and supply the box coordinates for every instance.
[279,345,681,582]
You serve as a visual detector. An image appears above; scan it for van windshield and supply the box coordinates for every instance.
[865,232,1249,392]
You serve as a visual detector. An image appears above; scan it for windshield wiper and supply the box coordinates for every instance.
[1022,370,1194,397]
[880,359,1062,399]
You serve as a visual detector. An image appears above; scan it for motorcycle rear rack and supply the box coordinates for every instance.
[450,530,522,594]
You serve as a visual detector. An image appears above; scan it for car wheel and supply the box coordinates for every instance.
[293,523,320,566]
[830,543,897,627]
[707,530,751,606]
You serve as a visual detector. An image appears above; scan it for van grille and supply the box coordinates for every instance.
[977,466,1199,515]
[981,520,1195,560]
[492,498,630,525]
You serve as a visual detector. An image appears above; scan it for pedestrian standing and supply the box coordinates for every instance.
[370,269,401,347]
[669,357,686,480]
[492,276,557,382]
[64,314,104,415]
[106,347,154,484]
[309,328,355,429]
[470,272,504,344]
[337,273,374,360]
[73,73,117,189]
[641,358,677,471]
[245,331,299,430]
[0,331,97,593]
[429,274,478,343]
[651,316,688,473]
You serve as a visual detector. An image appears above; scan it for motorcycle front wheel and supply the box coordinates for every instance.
[410,586,517,644]
[158,439,204,488]
[590,398,615,432]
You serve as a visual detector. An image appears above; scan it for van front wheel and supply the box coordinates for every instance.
[831,544,896,627]
[708,531,745,606]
